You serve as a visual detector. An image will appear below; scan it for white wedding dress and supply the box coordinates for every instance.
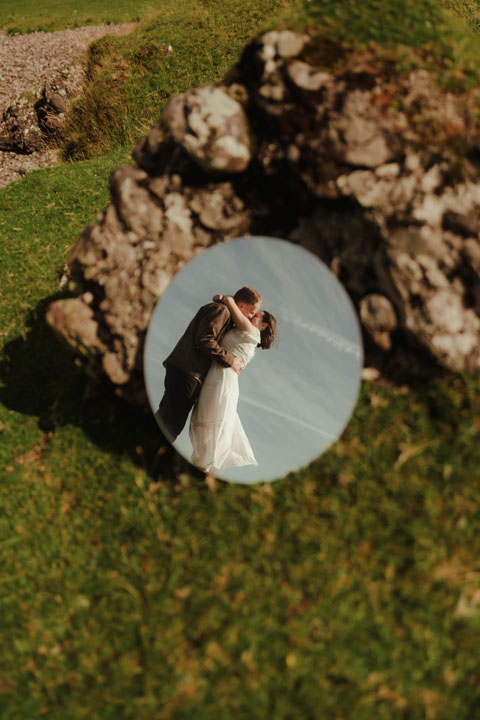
[189,326,260,474]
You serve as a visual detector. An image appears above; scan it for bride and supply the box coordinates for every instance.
[189,293,276,474]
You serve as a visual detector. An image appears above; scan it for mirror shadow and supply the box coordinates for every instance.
[144,237,364,484]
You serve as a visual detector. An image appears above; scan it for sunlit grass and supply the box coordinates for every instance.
[0,356,479,717]
[0,0,143,34]
[1,0,480,716]
[272,0,480,89]
[62,0,292,159]
[1,154,480,716]
[444,0,480,32]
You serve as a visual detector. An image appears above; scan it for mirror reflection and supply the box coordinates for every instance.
[144,237,363,484]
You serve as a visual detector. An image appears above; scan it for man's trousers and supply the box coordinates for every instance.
[155,366,202,441]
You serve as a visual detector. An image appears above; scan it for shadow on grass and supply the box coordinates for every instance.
[0,294,199,482]
[3,292,473,490]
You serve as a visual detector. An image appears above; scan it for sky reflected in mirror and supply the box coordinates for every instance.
[144,237,363,483]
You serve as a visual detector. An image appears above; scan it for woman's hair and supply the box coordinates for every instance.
[258,311,276,350]
[234,286,262,306]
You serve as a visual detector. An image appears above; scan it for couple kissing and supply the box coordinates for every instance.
[155,286,276,474]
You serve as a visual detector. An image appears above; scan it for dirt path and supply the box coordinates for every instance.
[0,23,136,187]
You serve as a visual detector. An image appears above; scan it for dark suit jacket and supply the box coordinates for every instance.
[163,302,236,382]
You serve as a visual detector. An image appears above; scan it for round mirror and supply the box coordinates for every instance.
[144,237,363,484]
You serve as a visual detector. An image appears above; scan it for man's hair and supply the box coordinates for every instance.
[233,286,262,306]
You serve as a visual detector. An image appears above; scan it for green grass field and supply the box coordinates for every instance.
[1,0,480,717]
[0,0,143,34]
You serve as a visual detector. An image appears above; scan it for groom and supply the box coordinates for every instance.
[155,286,263,441]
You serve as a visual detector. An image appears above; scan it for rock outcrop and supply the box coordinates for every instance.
[46,30,480,402]
[0,23,137,186]
[0,65,84,154]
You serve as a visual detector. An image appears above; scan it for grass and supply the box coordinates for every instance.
[0,149,130,337]
[62,0,292,159]
[1,306,480,717]
[1,0,480,717]
[295,0,465,48]
[0,0,143,34]
[274,0,480,89]
[444,0,480,33]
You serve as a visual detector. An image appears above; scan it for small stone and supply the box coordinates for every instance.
[421,165,442,194]
[109,166,163,236]
[426,291,464,334]
[275,31,308,58]
[286,61,332,92]
[48,92,68,113]
[361,367,380,381]
[46,298,104,354]
[103,352,129,384]
[161,85,252,173]
[405,153,421,172]
[413,195,444,226]
[360,294,397,350]
[287,144,301,163]
[375,163,400,179]
[334,89,400,167]
[344,126,390,167]
[259,82,285,102]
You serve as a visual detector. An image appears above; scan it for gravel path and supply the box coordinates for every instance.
[0,23,137,187]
